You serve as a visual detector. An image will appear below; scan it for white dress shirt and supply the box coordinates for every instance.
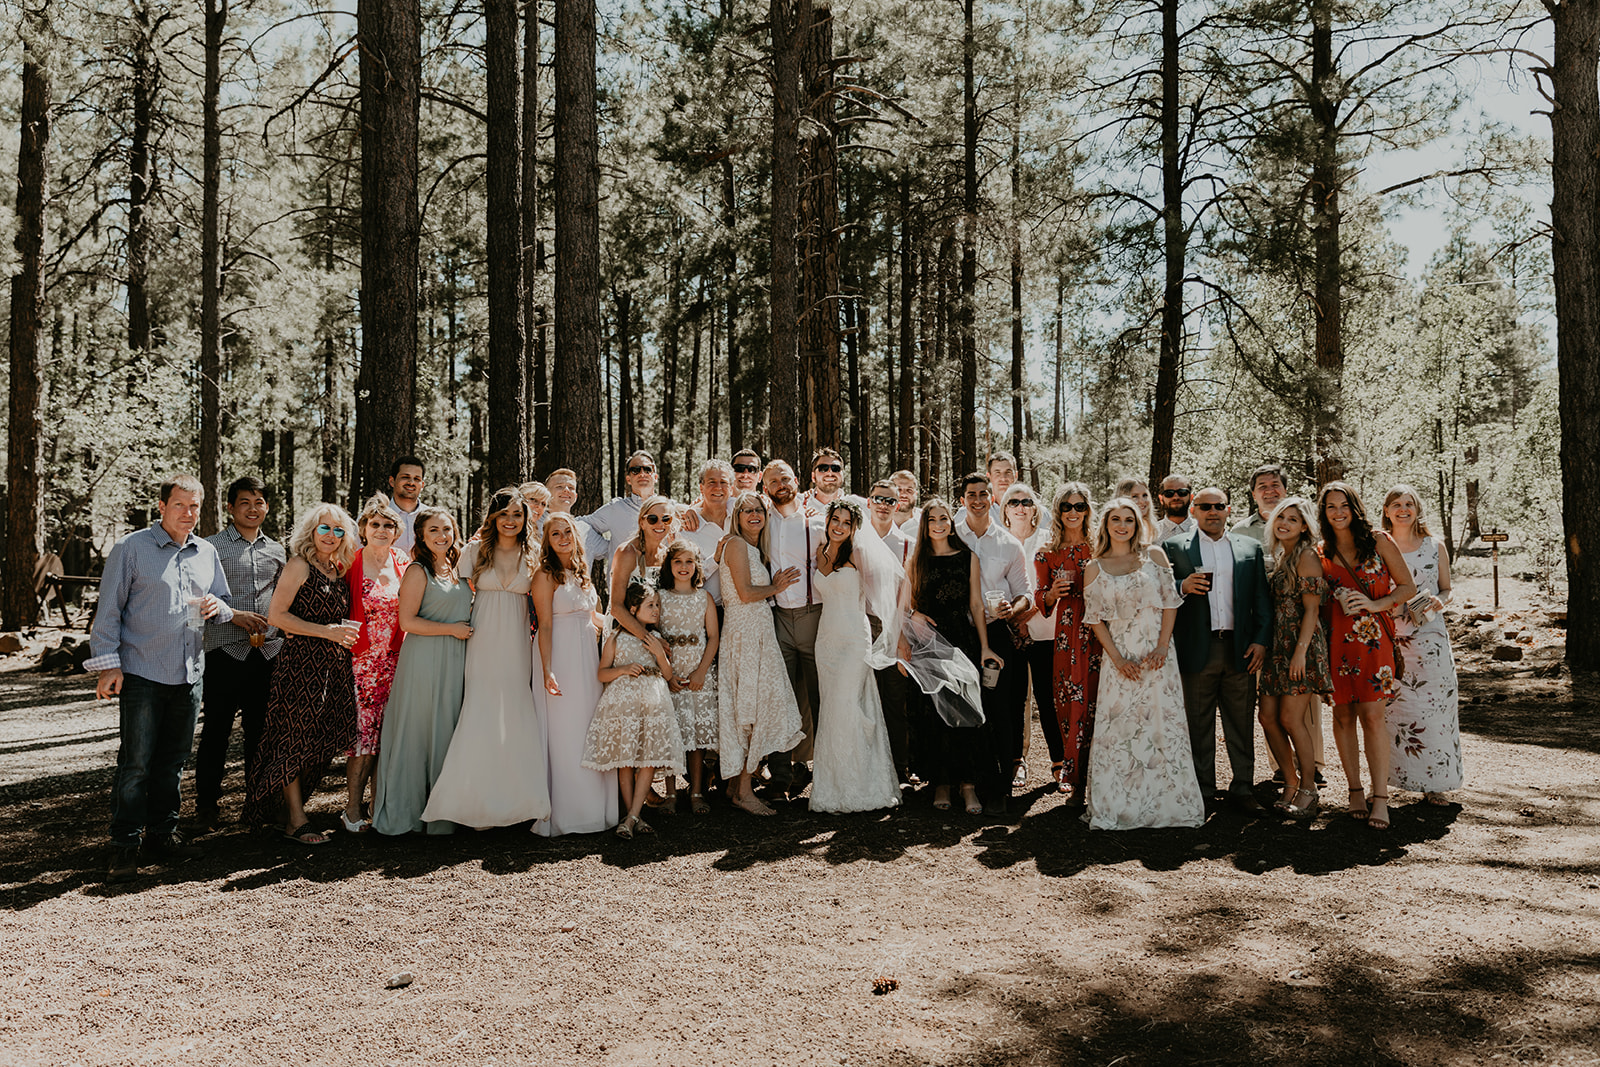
[680,506,728,605]
[1156,514,1197,542]
[389,499,425,555]
[1196,530,1236,631]
[954,518,1030,601]
[768,506,824,609]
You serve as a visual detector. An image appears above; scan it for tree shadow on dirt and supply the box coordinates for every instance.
[1459,673,1600,755]
[928,939,1600,1066]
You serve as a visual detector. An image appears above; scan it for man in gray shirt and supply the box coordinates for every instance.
[86,474,234,882]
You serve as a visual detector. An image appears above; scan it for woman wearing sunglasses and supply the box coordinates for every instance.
[610,495,680,644]
[1033,483,1101,800]
[242,504,364,844]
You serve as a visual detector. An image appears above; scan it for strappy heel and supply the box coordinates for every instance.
[1367,793,1390,831]
[1348,787,1368,822]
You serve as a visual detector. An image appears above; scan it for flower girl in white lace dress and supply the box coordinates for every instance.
[581,582,685,838]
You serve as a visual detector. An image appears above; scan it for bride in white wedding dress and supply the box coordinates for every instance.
[810,501,903,814]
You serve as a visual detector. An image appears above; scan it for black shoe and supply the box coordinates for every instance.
[192,804,223,831]
[1271,769,1285,784]
[144,832,204,862]
[983,797,1008,816]
[1231,795,1269,816]
[1314,770,1327,786]
[786,765,813,797]
[107,845,140,883]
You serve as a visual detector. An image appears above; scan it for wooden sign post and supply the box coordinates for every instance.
[1482,531,1509,609]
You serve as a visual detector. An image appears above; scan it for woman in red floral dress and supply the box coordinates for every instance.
[1034,482,1101,801]
[342,494,409,832]
[1315,482,1416,832]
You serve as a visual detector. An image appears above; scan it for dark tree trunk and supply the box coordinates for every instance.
[661,246,683,496]
[917,243,931,488]
[553,0,603,511]
[1052,270,1064,440]
[354,0,421,501]
[127,2,156,355]
[1545,0,1600,669]
[898,177,915,472]
[768,0,803,464]
[4,3,51,631]
[1009,84,1024,465]
[198,0,226,534]
[615,290,635,471]
[685,280,703,486]
[798,0,840,460]
[278,430,296,522]
[1148,0,1183,490]
[486,0,527,487]
[956,0,979,477]
[524,0,550,473]
[935,234,955,493]
[721,0,743,455]
[321,336,338,505]
[603,315,615,495]
[1309,0,1344,485]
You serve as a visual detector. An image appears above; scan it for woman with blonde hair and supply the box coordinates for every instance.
[1034,482,1102,799]
[341,494,409,832]
[422,487,551,829]
[1114,476,1155,530]
[243,504,363,844]
[1381,484,1461,805]
[610,494,678,641]
[1258,497,1333,817]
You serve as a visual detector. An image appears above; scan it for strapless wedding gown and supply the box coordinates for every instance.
[809,567,901,813]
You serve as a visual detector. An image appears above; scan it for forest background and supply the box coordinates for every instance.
[2,0,1596,667]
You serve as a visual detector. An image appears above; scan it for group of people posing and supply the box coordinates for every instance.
[87,448,1462,882]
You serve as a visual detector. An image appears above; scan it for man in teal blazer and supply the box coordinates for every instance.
[1162,486,1272,813]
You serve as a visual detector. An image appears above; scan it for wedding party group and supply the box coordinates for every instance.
[86,447,1464,883]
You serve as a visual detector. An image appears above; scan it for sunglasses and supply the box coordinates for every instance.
[643,513,669,525]
[814,463,842,473]
[627,465,655,475]
[316,524,347,538]
[870,495,899,506]
[733,463,761,473]
[738,507,764,516]
[1006,499,1037,508]
[1193,502,1227,512]
[1159,488,1191,497]
[1058,501,1090,513]
[367,521,399,532]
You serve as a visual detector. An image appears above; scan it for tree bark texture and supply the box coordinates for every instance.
[486,0,528,488]
[768,0,803,465]
[524,0,551,474]
[956,0,978,478]
[127,2,157,355]
[1309,0,1344,485]
[897,176,915,472]
[1148,0,1183,489]
[1009,84,1025,466]
[354,0,421,502]
[798,0,840,461]
[4,3,51,630]
[1545,0,1600,669]
[198,0,226,535]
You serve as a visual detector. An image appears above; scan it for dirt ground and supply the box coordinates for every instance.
[1,563,1596,1066]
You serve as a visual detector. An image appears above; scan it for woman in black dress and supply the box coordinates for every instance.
[243,504,363,843]
[899,498,998,815]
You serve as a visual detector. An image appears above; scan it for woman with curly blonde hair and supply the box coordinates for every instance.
[242,503,363,843]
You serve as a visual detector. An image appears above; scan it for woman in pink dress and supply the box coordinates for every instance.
[342,494,408,832]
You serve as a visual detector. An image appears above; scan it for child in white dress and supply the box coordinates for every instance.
[657,540,720,815]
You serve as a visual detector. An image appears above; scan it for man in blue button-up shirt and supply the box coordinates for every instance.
[86,474,234,881]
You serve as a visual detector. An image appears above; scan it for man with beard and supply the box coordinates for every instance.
[762,460,825,794]
[1154,473,1196,541]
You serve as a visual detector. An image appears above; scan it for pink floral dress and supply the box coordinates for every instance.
[350,555,408,756]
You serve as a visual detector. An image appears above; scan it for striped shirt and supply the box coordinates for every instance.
[203,525,287,660]
[85,524,235,685]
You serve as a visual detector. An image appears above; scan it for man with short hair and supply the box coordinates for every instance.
[387,455,428,555]
[866,479,910,562]
[579,450,660,568]
[731,449,763,495]
[540,469,593,544]
[866,479,912,779]
[890,470,921,529]
[87,474,235,882]
[1164,486,1272,813]
[680,459,734,607]
[955,471,1035,813]
[1154,473,1196,541]
[193,476,286,829]
[800,447,846,510]
[763,459,826,792]
[1231,464,1287,543]
[956,452,1016,526]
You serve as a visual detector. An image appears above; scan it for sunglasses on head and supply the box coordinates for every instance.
[1193,502,1227,512]
[627,464,655,475]
[1160,488,1191,497]
[1058,501,1089,513]
[643,513,669,525]
[1006,499,1037,508]
[870,495,898,506]
[733,463,760,473]
[316,524,347,538]
[814,463,842,473]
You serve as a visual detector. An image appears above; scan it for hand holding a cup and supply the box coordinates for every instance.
[1182,567,1213,596]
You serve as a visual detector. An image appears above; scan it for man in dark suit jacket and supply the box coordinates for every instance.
[1163,486,1273,813]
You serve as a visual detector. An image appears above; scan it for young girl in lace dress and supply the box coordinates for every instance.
[581,581,685,838]
[657,540,720,815]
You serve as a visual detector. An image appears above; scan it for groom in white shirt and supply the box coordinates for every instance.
[763,460,826,794]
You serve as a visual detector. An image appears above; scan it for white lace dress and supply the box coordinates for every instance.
[1081,558,1205,830]
[717,539,805,774]
[809,567,902,813]
[1386,537,1463,792]
[658,588,719,750]
[581,631,686,773]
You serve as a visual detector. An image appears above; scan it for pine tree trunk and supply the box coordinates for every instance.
[486,0,527,488]
[553,0,604,511]
[768,0,803,463]
[127,3,156,356]
[721,0,743,454]
[661,247,683,496]
[524,0,550,473]
[1009,92,1024,466]
[1148,0,1183,490]
[1309,0,1344,485]
[198,0,225,534]
[956,0,979,477]
[898,178,915,471]
[1547,0,1600,669]
[799,0,840,460]
[615,290,635,469]
[354,0,421,501]
[4,4,50,631]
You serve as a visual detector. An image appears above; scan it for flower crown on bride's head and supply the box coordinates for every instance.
[827,498,865,530]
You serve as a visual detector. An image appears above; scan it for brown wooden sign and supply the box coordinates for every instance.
[1482,532,1509,543]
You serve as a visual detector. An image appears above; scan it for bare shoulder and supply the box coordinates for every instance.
[1146,545,1172,568]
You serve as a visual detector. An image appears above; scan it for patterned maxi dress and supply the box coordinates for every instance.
[1035,542,1101,795]
[1387,538,1463,792]
[1317,535,1400,705]
[243,567,358,825]
[716,539,805,774]
[658,588,719,751]
[349,551,407,757]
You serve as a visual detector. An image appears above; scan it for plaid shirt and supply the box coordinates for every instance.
[203,525,287,660]
[85,524,236,685]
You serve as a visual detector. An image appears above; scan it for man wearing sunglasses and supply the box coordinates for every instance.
[730,449,763,494]
[866,480,913,780]
[1154,474,1197,541]
[1163,486,1272,814]
[800,447,846,511]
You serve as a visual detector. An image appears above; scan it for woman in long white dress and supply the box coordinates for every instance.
[1080,498,1205,830]
[531,513,617,836]
[716,491,806,816]
[421,487,551,828]
[810,501,902,814]
[1381,485,1462,803]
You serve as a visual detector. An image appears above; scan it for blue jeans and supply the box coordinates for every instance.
[109,673,202,847]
